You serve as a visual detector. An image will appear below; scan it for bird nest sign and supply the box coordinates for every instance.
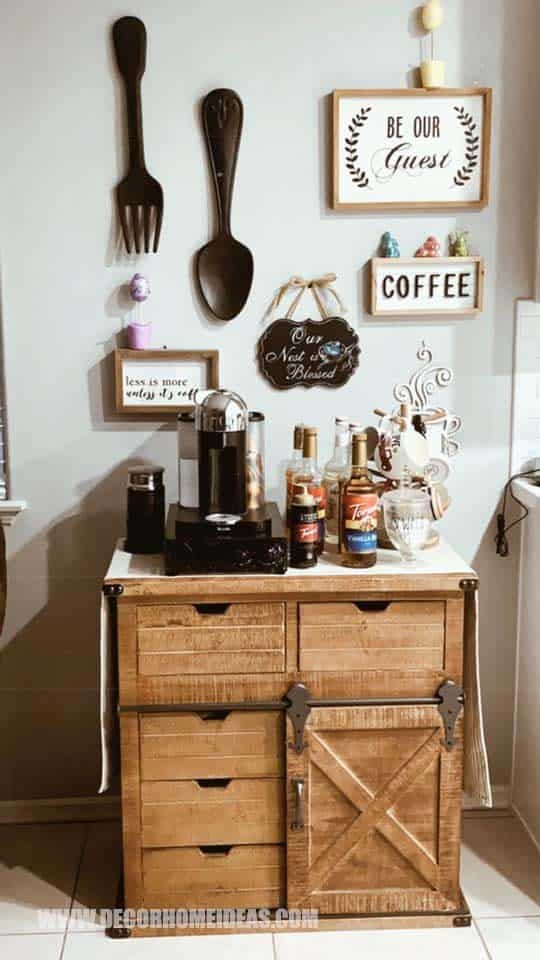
[332,88,492,210]
[258,275,360,390]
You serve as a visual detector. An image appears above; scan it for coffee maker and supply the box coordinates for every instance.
[166,389,287,574]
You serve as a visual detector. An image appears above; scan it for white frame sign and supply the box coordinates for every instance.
[332,88,492,210]
[114,349,219,416]
[370,257,484,318]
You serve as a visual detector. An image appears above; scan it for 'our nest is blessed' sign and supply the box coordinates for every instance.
[333,89,491,210]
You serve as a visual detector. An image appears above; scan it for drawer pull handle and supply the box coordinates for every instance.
[199,845,233,856]
[353,601,390,613]
[291,777,305,830]
[197,710,231,722]
[194,778,232,789]
[194,603,231,616]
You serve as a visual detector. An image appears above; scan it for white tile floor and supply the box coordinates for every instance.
[0,812,538,959]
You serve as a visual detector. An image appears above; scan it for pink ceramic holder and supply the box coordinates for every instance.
[127,321,152,350]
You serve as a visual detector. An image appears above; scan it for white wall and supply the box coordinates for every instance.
[0,0,537,799]
[512,481,540,847]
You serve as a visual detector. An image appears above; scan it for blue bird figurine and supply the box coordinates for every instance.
[380,232,400,257]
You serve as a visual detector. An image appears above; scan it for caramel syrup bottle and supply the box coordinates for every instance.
[340,432,378,568]
[285,424,304,535]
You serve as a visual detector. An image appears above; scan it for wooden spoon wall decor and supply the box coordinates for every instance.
[196,89,254,321]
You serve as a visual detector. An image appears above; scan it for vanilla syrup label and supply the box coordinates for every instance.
[342,493,378,553]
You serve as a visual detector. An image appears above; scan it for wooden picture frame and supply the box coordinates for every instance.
[332,88,492,210]
[114,349,219,416]
[370,257,484,318]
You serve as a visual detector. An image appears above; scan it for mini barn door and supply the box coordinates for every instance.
[286,704,463,915]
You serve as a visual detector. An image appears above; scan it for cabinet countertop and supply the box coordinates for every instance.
[103,537,476,597]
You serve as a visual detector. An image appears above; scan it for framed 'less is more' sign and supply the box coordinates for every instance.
[332,88,492,210]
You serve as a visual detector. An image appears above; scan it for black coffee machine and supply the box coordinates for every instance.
[166,389,287,575]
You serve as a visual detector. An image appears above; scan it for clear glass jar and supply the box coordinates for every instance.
[246,412,265,511]
[381,486,431,562]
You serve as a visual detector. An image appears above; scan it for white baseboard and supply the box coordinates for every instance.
[0,795,121,825]
[463,783,510,810]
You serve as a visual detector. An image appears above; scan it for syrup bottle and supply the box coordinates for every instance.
[323,417,350,554]
[290,484,318,569]
[292,427,325,554]
[340,432,378,568]
[285,424,304,534]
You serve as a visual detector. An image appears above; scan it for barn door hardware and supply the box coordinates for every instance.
[437,680,464,750]
[285,681,465,754]
[291,778,305,830]
[286,684,311,754]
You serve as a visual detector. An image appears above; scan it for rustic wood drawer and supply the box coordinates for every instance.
[140,711,284,780]
[141,778,285,848]
[137,602,286,675]
[142,845,285,909]
[299,600,445,671]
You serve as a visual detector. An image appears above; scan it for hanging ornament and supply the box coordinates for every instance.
[420,0,446,88]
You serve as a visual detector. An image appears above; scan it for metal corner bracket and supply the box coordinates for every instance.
[103,583,124,597]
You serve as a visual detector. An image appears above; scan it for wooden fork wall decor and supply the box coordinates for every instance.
[112,17,164,254]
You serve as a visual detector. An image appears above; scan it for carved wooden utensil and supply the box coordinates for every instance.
[197,89,253,320]
[113,16,164,254]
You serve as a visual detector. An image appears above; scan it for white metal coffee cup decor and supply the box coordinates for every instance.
[374,341,462,542]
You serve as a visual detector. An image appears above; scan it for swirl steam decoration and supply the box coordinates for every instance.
[393,342,462,457]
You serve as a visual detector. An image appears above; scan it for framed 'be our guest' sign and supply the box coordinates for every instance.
[370,257,484,318]
[332,89,492,210]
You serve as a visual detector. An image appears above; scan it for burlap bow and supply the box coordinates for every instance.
[268,273,347,321]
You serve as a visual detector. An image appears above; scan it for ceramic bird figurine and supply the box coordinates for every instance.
[380,232,401,257]
[421,0,445,88]
[449,230,470,257]
[415,236,441,258]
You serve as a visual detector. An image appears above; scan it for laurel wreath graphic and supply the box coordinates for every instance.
[453,106,479,186]
[345,107,372,188]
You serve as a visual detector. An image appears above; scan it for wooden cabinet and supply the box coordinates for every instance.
[111,562,474,936]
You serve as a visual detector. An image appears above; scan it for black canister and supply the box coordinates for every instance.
[126,465,165,554]
[196,390,248,520]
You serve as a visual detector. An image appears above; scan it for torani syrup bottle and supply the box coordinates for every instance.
[292,427,325,555]
[290,484,318,569]
[340,432,378,568]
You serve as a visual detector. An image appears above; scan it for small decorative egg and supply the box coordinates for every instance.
[129,273,151,303]
[422,0,444,31]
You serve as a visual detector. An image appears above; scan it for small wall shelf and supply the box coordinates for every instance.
[0,500,27,527]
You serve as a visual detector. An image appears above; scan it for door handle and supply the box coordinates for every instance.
[194,603,231,615]
[291,777,305,830]
[353,600,390,612]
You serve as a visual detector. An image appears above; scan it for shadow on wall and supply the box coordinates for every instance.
[0,452,162,801]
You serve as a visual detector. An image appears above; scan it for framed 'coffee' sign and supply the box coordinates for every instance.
[258,317,360,390]
[332,88,492,210]
[114,349,219,416]
[370,257,485,318]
